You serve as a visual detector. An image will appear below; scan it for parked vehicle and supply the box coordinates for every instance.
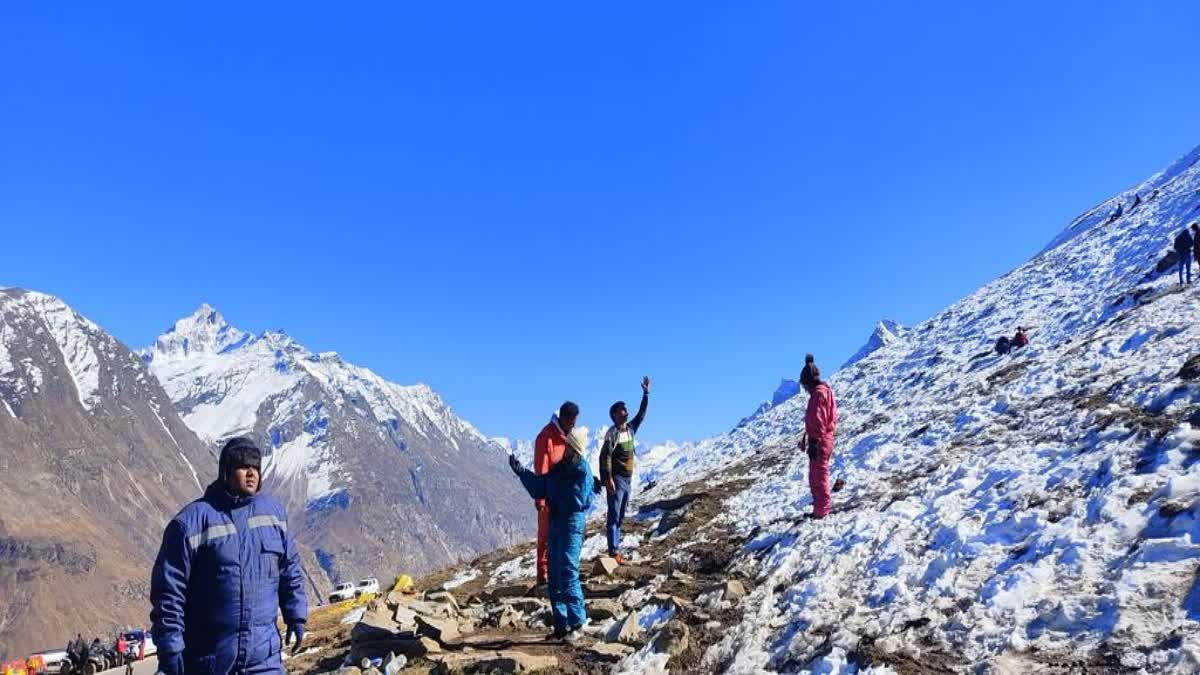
[30,652,66,675]
[120,630,156,657]
[328,582,356,603]
[355,578,380,597]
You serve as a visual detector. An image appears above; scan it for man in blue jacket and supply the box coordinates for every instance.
[150,437,307,675]
[508,411,596,642]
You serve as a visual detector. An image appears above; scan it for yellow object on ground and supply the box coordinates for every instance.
[391,574,413,593]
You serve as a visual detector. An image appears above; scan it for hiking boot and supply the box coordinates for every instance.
[548,629,569,641]
[613,553,628,565]
[563,629,584,644]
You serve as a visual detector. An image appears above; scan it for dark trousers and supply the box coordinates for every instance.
[606,474,631,556]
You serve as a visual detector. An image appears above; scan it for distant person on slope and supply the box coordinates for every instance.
[509,412,597,642]
[1012,327,1029,350]
[1190,223,1200,270]
[1175,226,1194,285]
[532,402,577,586]
[150,437,308,675]
[798,354,838,519]
[599,376,650,565]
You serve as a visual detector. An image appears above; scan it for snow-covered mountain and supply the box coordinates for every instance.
[0,290,219,659]
[737,379,802,430]
[142,307,532,584]
[597,144,1200,671]
[841,319,908,369]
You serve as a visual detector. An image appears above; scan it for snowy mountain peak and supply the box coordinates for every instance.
[147,304,251,363]
[841,318,908,368]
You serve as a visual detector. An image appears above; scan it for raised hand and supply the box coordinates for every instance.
[642,376,650,394]
[508,454,521,474]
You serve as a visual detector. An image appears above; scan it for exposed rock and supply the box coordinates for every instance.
[483,583,534,601]
[393,605,417,626]
[432,650,558,673]
[1181,354,1200,380]
[610,612,642,645]
[420,637,444,655]
[585,598,624,622]
[334,668,362,675]
[426,590,461,613]
[363,668,383,675]
[402,598,458,619]
[415,615,461,643]
[585,642,635,662]
[584,581,632,598]
[492,604,521,629]
[710,579,745,602]
[668,569,695,585]
[650,620,690,658]
[499,597,548,614]
[351,611,403,643]
[592,556,619,577]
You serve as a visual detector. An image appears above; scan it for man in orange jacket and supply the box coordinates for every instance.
[532,401,578,585]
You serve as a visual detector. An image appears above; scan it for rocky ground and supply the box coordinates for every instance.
[284,446,782,675]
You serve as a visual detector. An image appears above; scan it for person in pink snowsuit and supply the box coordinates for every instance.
[799,354,837,518]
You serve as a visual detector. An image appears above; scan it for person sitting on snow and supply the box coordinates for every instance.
[1011,326,1029,349]
[508,405,598,642]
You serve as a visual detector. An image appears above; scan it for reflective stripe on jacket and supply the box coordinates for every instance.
[150,481,307,675]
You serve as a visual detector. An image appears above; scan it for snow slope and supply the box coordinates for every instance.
[628,145,1200,671]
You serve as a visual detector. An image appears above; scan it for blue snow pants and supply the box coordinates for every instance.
[547,510,586,632]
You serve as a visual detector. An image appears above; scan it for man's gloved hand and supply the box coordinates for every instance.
[508,454,521,474]
[157,652,183,675]
[286,623,306,655]
[592,477,602,494]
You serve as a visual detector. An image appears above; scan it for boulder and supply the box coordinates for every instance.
[585,599,624,622]
[393,605,418,627]
[363,668,383,675]
[415,615,461,643]
[650,620,690,659]
[334,668,362,675]
[351,611,402,644]
[592,556,619,577]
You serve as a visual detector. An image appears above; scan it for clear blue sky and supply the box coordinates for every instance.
[2,2,1199,445]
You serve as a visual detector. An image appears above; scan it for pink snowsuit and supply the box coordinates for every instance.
[805,382,838,518]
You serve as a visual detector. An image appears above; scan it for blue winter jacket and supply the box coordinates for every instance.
[150,481,307,675]
[515,453,595,515]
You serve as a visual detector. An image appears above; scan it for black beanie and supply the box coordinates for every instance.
[219,436,262,483]
[800,353,821,389]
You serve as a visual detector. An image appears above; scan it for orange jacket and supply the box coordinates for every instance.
[532,420,567,507]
